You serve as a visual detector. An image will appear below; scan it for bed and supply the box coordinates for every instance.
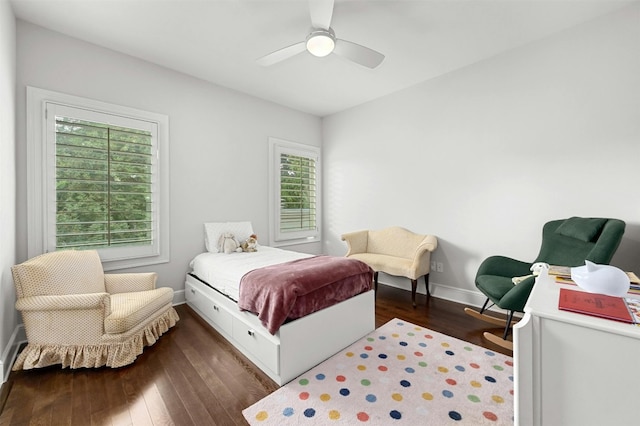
[184,221,375,385]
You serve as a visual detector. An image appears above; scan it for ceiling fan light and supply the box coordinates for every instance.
[306,31,335,57]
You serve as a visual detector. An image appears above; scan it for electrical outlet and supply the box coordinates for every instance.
[436,262,444,273]
[431,261,437,270]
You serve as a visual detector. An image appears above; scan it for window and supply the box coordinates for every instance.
[268,138,321,246]
[27,87,169,270]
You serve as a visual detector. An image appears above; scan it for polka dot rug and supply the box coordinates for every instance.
[242,318,514,425]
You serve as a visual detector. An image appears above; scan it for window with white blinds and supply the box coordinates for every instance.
[54,114,154,250]
[269,138,321,246]
[27,87,170,270]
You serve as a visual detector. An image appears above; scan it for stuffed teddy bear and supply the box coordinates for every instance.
[217,232,241,254]
[240,234,258,252]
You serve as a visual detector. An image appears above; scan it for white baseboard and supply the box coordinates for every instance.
[378,278,519,317]
[378,277,488,307]
[428,282,489,308]
[173,288,185,305]
[0,324,26,384]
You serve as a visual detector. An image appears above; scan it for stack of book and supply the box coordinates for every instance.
[548,265,640,295]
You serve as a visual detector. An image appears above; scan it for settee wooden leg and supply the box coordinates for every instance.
[411,279,417,308]
[373,271,379,293]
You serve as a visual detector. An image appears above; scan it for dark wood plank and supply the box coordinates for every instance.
[103,369,133,425]
[1,366,40,425]
[47,369,72,425]
[0,406,14,426]
[119,359,156,426]
[0,285,511,425]
[88,369,112,425]
[141,331,198,426]
[69,371,91,426]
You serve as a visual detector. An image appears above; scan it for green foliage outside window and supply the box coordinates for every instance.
[55,117,153,249]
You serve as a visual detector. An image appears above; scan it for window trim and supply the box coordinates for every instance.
[27,86,170,270]
[268,137,321,247]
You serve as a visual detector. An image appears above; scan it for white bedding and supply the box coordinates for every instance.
[189,246,313,301]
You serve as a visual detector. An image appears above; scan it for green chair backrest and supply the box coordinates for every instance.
[534,217,625,267]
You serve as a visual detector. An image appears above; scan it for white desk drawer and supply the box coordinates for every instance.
[232,317,279,374]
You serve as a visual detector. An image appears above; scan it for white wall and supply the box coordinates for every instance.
[0,0,17,381]
[323,4,640,305]
[15,21,322,298]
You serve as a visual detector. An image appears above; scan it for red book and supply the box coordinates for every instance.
[558,288,634,323]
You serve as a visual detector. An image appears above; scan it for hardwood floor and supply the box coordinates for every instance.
[0,285,511,426]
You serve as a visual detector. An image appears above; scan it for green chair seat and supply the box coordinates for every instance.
[476,275,516,305]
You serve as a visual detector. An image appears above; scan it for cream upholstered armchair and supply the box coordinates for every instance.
[11,250,179,370]
[342,226,438,307]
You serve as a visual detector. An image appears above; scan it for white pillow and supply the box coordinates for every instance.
[204,221,254,253]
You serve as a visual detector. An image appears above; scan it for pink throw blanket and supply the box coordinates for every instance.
[238,256,373,335]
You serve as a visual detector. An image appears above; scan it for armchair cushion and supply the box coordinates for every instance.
[555,217,607,242]
[105,288,174,334]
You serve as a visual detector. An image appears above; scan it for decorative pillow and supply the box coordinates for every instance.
[555,217,607,242]
[204,221,254,253]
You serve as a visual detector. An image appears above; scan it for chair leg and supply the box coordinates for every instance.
[411,279,417,308]
[424,274,431,299]
[503,311,515,340]
[479,298,491,314]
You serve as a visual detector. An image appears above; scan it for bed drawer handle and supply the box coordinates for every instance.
[247,329,255,337]
[213,305,219,312]
[190,288,195,294]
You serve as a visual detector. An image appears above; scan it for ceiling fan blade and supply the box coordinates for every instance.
[333,39,385,69]
[256,41,307,67]
[309,0,334,30]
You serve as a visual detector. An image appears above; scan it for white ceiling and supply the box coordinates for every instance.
[10,0,634,116]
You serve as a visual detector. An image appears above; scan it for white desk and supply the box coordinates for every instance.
[514,271,640,426]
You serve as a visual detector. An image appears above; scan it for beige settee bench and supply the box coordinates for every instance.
[341,226,438,307]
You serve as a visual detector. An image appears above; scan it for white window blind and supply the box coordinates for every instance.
[279,152,317,232]
[53,114,154,251]
[269,138,321,246]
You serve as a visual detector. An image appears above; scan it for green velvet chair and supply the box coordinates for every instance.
[466,217,625,349]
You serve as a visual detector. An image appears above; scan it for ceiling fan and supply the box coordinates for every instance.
[257,0,385,69]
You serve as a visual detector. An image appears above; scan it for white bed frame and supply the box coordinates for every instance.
[185,273,375,386]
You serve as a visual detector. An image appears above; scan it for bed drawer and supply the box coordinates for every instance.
[232,317,279,374]
[185,281,232,336]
